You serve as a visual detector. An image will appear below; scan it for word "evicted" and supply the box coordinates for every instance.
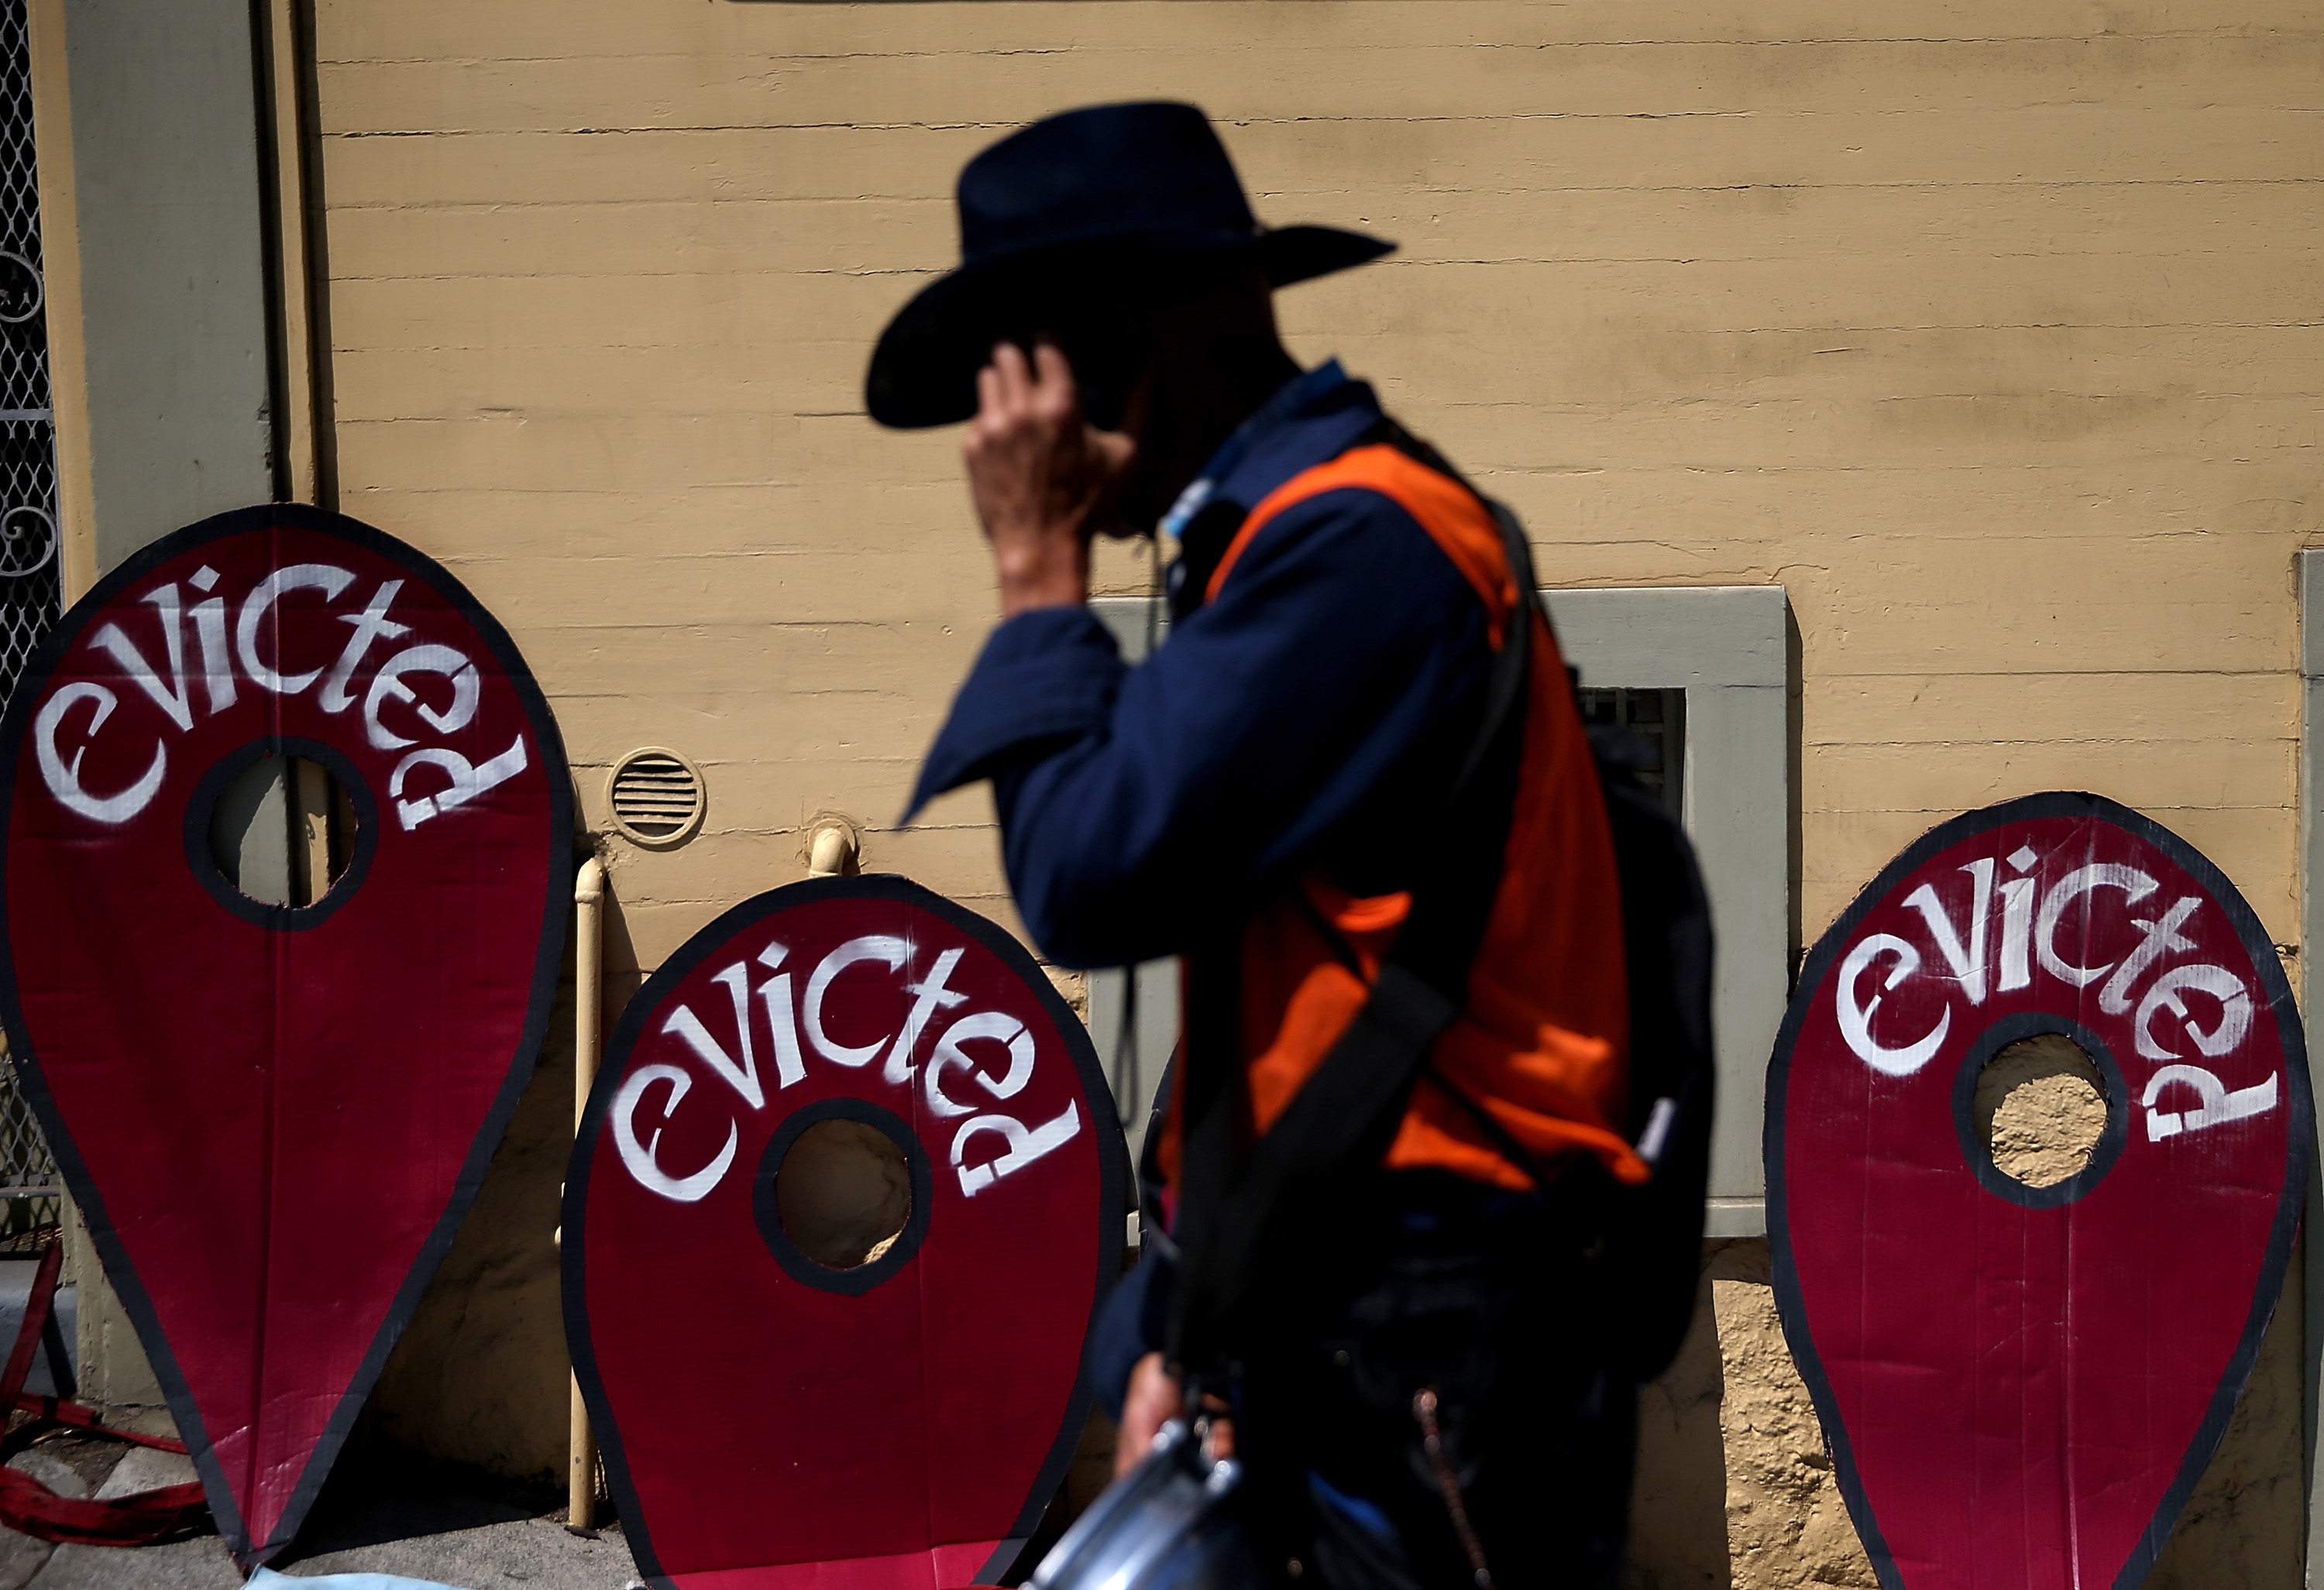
[36,562,524,831]
[614,933,1082,1204]
[1838,842,2277,1145]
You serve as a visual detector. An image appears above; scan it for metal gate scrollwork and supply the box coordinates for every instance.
[0,0,65,1220]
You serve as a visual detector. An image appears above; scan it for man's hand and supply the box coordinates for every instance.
[1115,1351,1181,1478]
[964,339,1138,619]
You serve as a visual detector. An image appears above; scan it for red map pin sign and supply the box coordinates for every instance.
[566,875,1126,1590]
[0,505,571,1564]
[1769,793,2310,1590]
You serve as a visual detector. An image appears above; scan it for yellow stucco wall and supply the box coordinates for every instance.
[304,1,2322,1576]
[311,0,2319,953]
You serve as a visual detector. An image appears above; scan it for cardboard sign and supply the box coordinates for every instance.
[566,875,1126,1590]
[1769,793,2309,1590]
[0,505,572,1563]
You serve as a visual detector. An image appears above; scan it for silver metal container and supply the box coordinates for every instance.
[1026,1421,1263,1590]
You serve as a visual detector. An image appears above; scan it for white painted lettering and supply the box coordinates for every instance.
[1996,875,2037,992]
[389,733,528,829]
[2096,896,2200,1017]
[803,936,909,1067]
[2034,864,2157,989]
[34,682,163,824]
[613,1063,736,1203]
[319,580,409,714]
[2143,1063,2278,1142]
[754,943,809,1090]
[2133,963,2253,1062]
[884,946,968,1084]
[1904,857,1995,1004]
[363,643,480,751]
[235,564,356,694]
[90,586,195,732]
[951,1101,1082,1197]
[923,1011,1036,1118]
[188,592,235,716]
[1838,932,1949,1077]
[662,963,764,1111]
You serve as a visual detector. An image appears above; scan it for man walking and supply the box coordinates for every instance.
[875,103,1649,1589]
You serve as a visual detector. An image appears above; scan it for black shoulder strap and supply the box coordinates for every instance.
[1167,478,1543,1373]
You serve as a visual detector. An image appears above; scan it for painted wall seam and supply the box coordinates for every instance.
[2295,545,2323,1586]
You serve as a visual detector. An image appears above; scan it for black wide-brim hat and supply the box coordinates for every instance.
[865,101,1394,430]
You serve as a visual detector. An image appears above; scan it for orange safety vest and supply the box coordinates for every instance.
[1158,444,1646,1196]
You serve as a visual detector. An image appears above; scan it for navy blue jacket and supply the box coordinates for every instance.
[907,363,1490,966]
[908,364,1497,1417]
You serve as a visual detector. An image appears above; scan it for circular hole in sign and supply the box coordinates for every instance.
[1951,1015,2126,1211]
[776,1119,911,1268]
[754,1099,933,1296]
[1973,1031,2108,1190]
[207,754,360,909]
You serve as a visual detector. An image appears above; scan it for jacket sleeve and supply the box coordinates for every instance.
[906,486,1490,968]
[1085,1246,1176,1422]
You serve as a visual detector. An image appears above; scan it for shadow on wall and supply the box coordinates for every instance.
[2148,1242,2307,1590]
[597,881,646,1022]
[1690,1241,1872,1590]
[366,871,643,1483]
[1627,1249,1731,1588]
[367,969,574,1482]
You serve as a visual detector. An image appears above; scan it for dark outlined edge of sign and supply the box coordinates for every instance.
[563,873,1131,1590]
[753,1097,938,1297]
[0,503,576,1565]
[181,734,383,931]
[1762,791,2313,1590]
[1947,1011,2130,1212]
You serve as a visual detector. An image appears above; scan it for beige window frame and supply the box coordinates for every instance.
[1545,585,1791,1238]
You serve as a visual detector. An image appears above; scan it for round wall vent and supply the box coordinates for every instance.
[607,747,706,846]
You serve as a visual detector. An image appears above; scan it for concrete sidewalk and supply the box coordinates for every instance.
[0,1259,643,1588]
[0,1434,645,1590]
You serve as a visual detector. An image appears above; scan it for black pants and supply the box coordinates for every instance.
[1226,1172,1635,1590]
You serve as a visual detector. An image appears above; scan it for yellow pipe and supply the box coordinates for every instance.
[807,820,859,877]
[569,857,605,1530]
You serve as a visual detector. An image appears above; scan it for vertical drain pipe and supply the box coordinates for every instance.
[569,857,606,1531]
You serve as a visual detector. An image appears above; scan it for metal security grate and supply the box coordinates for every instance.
[0,0,53,705]
[0,0,57,1212]
[0,1053,53,1197]
[607,747,706,844]
[1579,686,1685,821]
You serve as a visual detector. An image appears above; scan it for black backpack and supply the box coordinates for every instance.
[1586,716,1717,1381]
[1165,462,1717,1388]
